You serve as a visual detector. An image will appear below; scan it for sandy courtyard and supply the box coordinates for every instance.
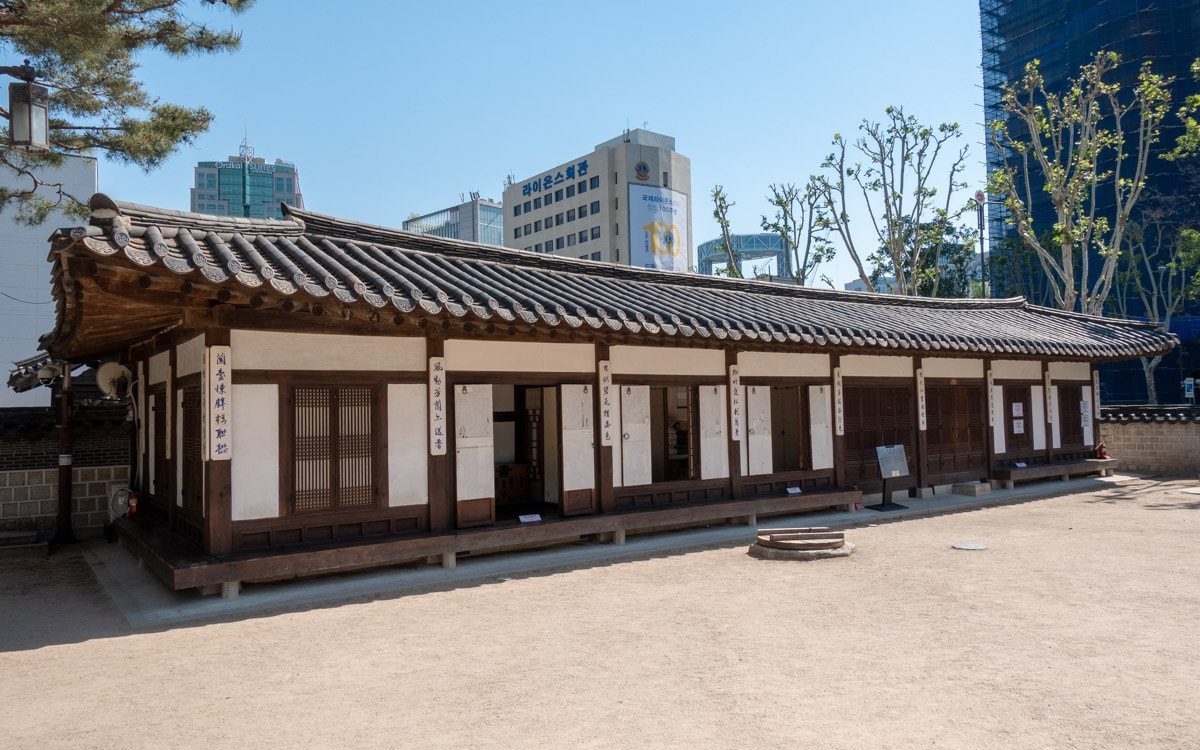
[2,477,1199,749]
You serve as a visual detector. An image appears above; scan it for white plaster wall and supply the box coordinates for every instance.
[560,384,595,492]
[737,352,829,378]
[809,385,835,470]
[610,345,724,376]
[621,385,652,486]
[922,358,984,379]
[840,355,913,378]
[231,330,426,371]
[991,384,1007,454]
[454,385,494,501]
[1081,385,1094,446]
[739,386,750,476]
[387,384,428,507]
[148,351,169,385]
[1031,385,1047,450]
[993,360,1042,380]
[745,386,772,475]
[699,385,729,480]
[1049,361,1092,381]
[231,384,280,521]
[445,340,594,373]
[176,334,206,378]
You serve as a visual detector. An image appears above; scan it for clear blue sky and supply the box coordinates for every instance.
[100,0,987,289]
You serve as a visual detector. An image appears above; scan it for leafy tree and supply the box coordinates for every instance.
[1109,177,1200,402]
[709,185,742,278]
[760,182,834,286]
[811,105,969,296]
[865,219,976,298]
[0,0,253,224]
[987,235,1058,306]
[987,51,1172,316]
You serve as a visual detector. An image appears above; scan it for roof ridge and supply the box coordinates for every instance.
[89,193,305,236]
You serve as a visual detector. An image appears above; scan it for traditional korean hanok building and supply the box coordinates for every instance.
[42,195,1176,595]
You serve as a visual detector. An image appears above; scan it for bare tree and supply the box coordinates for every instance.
[710,185,742,278]
[988,51,1172,316]
[811,106,969,295]
[761,182,834,286]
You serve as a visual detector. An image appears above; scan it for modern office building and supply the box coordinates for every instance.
[0,152,97,406]
[697,233,785,277]
[980,0,1200,401]
[502,129,692,271]
[190,140,302,220]
[403,193,504,246]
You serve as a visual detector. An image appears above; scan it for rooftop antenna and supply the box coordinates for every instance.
[240,128,253,160]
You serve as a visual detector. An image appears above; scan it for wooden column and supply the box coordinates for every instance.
[204,327,232,556]
[1043,360,1055,463]
[166,340,178,535]
[832,354,846,488]
[983,358,995,480]
[595,343,615,513]
[427,336,450,532]
[914,358,928,492]
[725,349,743,499]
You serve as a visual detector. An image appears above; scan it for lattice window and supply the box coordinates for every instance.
[152,389,168,499]
[1059,384,1084,447]
[292,385,378,513]
[181,384,204,512]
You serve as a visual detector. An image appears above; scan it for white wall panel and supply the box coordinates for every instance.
[176,334,205,378]
[809,385,835,470]
[388,384,428,507]
[1031,385,1047,450]
[739,387,750,476]
[231,384,279,520]
[560,384,595,492]
[745,386,772,475]
[991,385,1007,454]
[737,352,829,378]
[1049,361,1092,381]
[455,385,494,500]
[1081,385,1094,446]
[231,330,426,371]
[840,355,913,378]
[699,385,729,480]
[445,340,594,373]
[148,351,169,385]
[922,357,984,379]
[992,360,1042,380]
[610,345,724,376]
[621,386,652,486]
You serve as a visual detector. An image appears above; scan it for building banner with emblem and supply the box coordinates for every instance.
[628,184,688,272]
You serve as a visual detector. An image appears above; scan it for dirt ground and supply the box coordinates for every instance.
[2,477,1199,749]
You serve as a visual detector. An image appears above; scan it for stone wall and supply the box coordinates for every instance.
[1099,407,1200,478]
[0,465,131,538]
[0,405,131,539]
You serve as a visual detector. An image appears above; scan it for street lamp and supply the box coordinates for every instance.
[36,361,76,547]
[1,60,49,151]
[975,190,988,298]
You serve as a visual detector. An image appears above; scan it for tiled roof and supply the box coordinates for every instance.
[45,194,1178,361]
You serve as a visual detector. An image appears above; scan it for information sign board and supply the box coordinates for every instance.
[876,444,909,478]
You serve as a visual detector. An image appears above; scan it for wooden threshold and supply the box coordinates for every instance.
[115,487,861,591]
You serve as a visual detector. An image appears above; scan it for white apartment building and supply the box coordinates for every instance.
[502,129,692,272]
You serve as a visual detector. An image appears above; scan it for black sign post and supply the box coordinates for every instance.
[868,444,910,512]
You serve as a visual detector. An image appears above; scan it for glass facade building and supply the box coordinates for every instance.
[403,196,504,246]
[191,145,303,220]
[980,0,1200,401]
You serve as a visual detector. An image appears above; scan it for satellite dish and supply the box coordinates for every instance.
[95,361,132,400]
